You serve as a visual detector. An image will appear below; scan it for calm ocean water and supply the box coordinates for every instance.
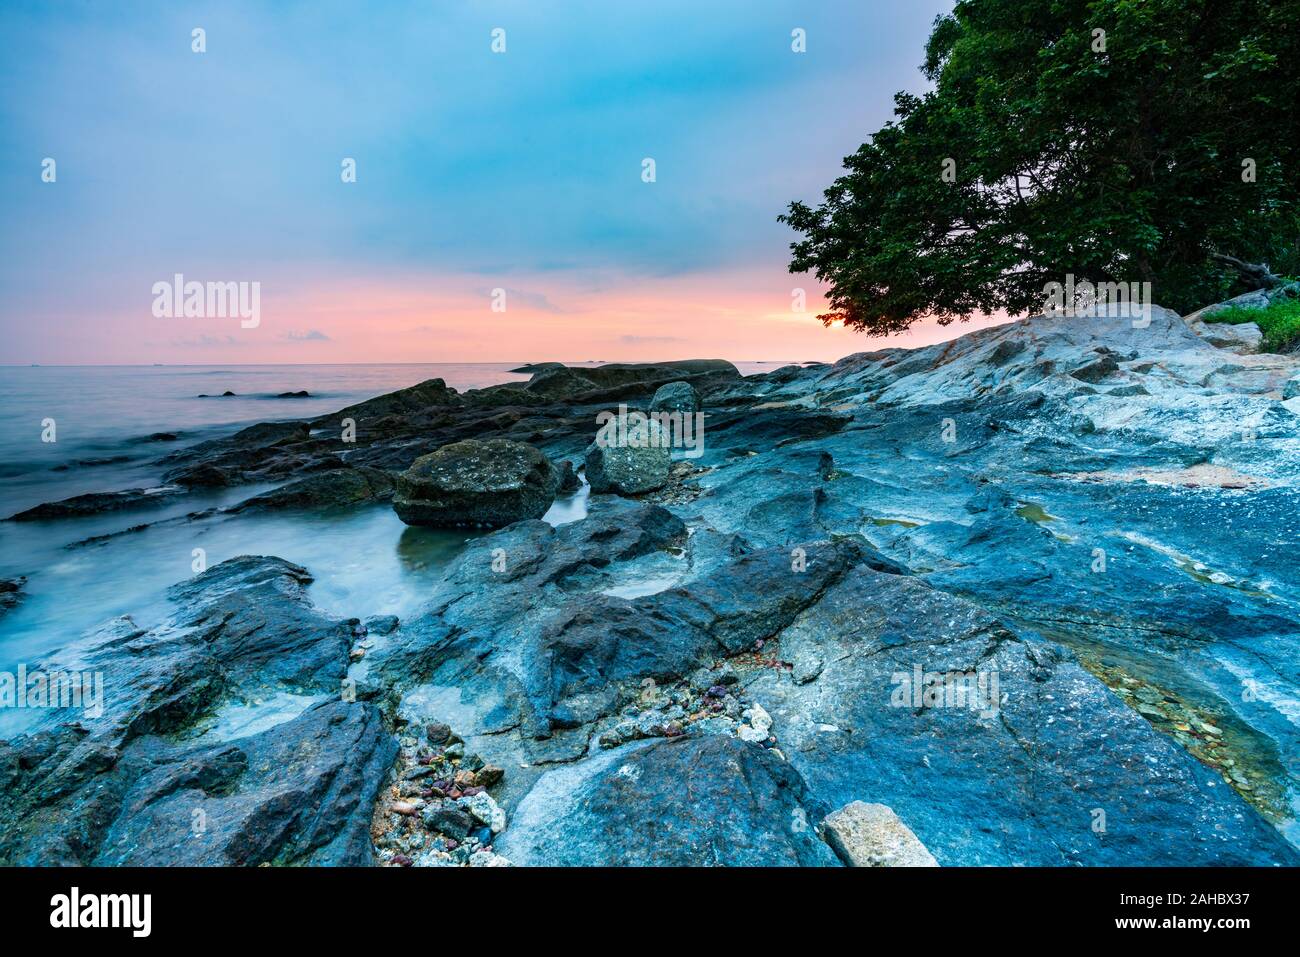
[0,364,537,515]
[0,362,777,515]
[0,361,777,715]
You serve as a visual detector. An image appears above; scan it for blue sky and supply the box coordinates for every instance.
[0,0,959,363]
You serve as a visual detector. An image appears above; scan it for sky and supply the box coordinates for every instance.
[0,0,1004,365]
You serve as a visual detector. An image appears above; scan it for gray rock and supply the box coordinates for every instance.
[1069,353,1120,383]
[823,801,939,867]
[649,380,701,415]
[1197,321,1264,354]
[584,420,671,495]
[1179,285,1300,354]
[459,791,506,832]
[0,577,24,617]
[0,556,395,866]
[393,439,558,528]
[364,615,400,636]
[743,565,1298,866]
[554,458,580,492]
[495,735,838,866]
[230,466,395,512]
[8,486,185,521]
[425,722,451,745]
[95,699,393,866]
[422,803,473,839]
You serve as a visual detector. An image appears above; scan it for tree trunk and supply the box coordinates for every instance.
[1211,253,1282,290]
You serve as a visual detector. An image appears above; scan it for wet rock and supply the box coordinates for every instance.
[0,556,395,865]
[822,801,939,867]
[425,722,452,745]
[168,463,239,487]
[495,735,837,866]
[649,380,701,415]
[166,556,355,691]
[230,466,395,511]
[555,458,580,492]
[393,439,558,528]
[310,378,461,428]
[509,362,566,374]
[8,486,184,521]
[743,565,1299,866]
[422,803,473,839]
[364,615,400,636]
[0,577,26,616]
[160,421,315,488]
[584,421,671,495]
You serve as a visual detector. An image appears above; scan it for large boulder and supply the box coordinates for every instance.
[649,380,701,415]
[584,420,671,495]
[393,439,558,528]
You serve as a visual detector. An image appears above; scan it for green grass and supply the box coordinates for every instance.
[1202,297,1300,353]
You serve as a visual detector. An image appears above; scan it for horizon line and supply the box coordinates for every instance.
[0,359,825,369]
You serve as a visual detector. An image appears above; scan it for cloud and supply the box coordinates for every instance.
[285,329,331,342]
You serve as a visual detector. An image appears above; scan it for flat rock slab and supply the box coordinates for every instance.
[0,556,395,866]
[745,565,1299,866]
[495,735,838,866]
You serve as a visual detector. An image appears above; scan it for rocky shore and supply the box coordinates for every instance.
[3,300,1300,866]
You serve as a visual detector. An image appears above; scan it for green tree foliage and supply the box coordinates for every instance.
[781,0,1300,332]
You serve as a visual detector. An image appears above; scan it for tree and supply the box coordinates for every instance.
[781,0,1300,333]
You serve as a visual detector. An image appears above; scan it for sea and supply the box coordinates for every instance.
[0,361,778,730]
